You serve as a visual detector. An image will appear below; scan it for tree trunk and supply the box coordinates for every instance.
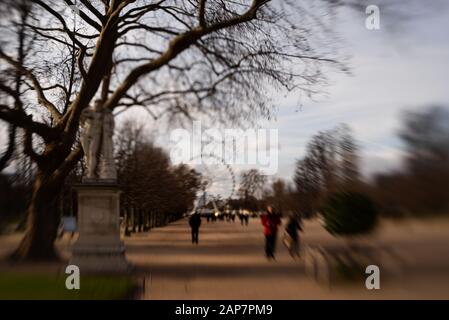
[124,207,131,237]
[11,169,63,261]
[131,206,137,233]
[138,208,143,232]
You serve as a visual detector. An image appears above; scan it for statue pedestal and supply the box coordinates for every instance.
[70,181,130,274]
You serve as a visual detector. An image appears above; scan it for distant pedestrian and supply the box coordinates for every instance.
[284,214,303,258]
[244,214,249,226]
[189,212,202,244]
[260,205,281,260]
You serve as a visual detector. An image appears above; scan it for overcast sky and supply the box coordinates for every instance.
[265,1,449,183]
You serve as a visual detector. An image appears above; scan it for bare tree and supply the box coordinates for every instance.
[266,178,294,215]
[294,124,359,217]
[0,0,33,171]
[0,0,341,260]
[294,156,321,218]
[239,168,267,200]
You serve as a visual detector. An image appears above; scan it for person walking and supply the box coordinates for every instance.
[189,212,202,244]
[239,212,244,226]
[244,213,249,226]
[260,205,281,260]
[284,214,303,258]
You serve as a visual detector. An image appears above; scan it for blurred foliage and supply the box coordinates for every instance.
[372,106,449,217]
[321,192,378,236]
[294,124,360,218]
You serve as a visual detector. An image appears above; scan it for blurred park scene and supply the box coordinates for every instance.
[0,0,449,300]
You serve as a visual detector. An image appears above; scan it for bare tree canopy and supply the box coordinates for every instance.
[239,168,266,199]
[294,124,359,217]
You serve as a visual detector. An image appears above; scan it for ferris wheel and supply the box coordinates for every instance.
[190,153,236,202]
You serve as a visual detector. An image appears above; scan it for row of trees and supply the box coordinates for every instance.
[115,121,202,233]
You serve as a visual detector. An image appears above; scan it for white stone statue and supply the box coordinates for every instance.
[80,100,117,180]
[99,106,117,179]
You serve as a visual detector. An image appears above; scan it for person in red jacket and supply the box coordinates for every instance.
[260,205,281,259]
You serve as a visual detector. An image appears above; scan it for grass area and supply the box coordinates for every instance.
[0,273,137,300]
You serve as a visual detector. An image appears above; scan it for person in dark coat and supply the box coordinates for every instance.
[260,205,281,259]
[189,212,202,244]
[244,214,249,226]
[285,214,303,258]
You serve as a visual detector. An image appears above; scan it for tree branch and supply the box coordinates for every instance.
[0,105,58,141]
[79,0,106,24]
[31,0,88,48]
[0,50,62,121]
[53,144,84,181]
[198,0,207,27]
[0,123,16,171]
[104,0,269,111]
[63,0,103,31]
[23,125,45,164]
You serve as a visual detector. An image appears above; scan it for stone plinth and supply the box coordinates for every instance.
[70,181,130,274]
